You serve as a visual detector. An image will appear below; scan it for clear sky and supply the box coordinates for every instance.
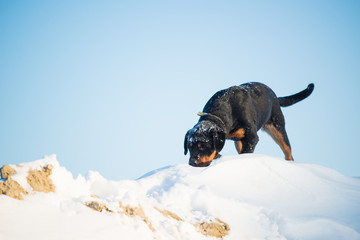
[1,0,359,180]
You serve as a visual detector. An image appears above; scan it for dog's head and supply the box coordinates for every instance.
[184,121,225,167]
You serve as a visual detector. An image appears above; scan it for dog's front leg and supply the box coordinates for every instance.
[240,128,259,153]
[234,141,243,154]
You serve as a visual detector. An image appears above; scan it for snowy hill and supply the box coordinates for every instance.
[1,154,360,240]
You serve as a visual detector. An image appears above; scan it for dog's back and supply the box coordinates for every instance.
[203,82,277,131]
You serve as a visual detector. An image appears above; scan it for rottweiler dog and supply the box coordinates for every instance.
[184,82,314,167]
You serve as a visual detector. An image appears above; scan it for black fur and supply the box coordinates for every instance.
[278,83,314,107]
[184,82,314,167]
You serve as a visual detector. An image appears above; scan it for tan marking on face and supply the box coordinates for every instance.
[263,124,293,161]
[226,128,245,140]
[198,151,217,164]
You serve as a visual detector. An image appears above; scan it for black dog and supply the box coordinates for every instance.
[184,82,314,167]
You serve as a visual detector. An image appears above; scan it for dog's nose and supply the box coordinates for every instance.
[189,159,199,166]
[189,155,202,166]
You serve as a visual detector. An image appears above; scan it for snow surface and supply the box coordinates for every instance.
[1,154,360,240]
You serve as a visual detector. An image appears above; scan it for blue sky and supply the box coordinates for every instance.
[1,1,359,180]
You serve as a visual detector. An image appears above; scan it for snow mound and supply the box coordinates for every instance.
[1,154,360,240]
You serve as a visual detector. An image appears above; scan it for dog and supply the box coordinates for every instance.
[184,82,314,167]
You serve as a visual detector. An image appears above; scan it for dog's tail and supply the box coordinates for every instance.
[278,83,315,107]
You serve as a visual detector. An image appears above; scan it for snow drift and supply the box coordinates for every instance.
[1,154,360,240]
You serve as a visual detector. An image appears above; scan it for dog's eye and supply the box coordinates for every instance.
[198,143,206,150]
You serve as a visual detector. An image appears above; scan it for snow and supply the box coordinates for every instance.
[1,154,360,240]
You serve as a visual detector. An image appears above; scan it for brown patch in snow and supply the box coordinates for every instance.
[119,202,155,232]
[0,177,28,200]
[90,194,100,199]
[0,165,17,179]
[154,207,183,221]
[26,165,55,193]
[195,218,230,238]
[84,201,112,212]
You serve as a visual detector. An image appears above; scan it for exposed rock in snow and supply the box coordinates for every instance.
[27,165,55,193]
[1,164,17,179]
[0,162,55,200]
[119,202,156,232]
[85,200,112,213]
[155,207,183,222]
[195,218,230,238]
[0,176,28,200]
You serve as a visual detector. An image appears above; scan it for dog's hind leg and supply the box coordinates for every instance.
[263,123,293,161]
[263,101,294,161]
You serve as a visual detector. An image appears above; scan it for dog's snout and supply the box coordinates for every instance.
[189,157,199,166]
[189,155,213,167]
[189,154,204,167]
[189,160,197,167]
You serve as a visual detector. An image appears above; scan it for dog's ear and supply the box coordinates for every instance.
[211,129,225,152]
[184,130,190,155]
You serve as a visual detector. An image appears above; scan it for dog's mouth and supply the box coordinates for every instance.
[189,160,212,167]
[189,151,216,167]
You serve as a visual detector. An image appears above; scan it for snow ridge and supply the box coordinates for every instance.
[1,154,360,240]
